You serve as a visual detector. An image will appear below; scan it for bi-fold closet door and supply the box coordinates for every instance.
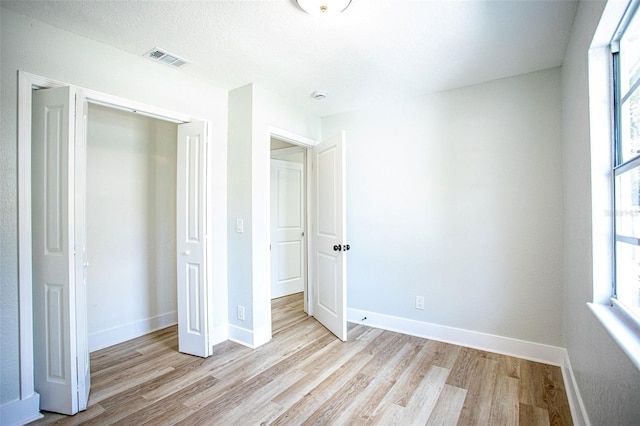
[31,86,211,415]
[32,85,90,416]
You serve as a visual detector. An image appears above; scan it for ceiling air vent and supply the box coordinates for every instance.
[144,48,189,69]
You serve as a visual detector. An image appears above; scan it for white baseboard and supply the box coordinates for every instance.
[227,322,273,349]
[88,311,177,352]
[228,323,256,348]
[253,323,272,348]
[209,324,229,348]
[347,308,566,365]
[0,393,42,426]
[561,351,591,426]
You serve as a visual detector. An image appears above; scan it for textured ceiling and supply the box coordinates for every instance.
[1,0,578,117]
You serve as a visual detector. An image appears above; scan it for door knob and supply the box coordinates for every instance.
[333,244,342,252]
[345,244,350,251]
[183,250,191,256]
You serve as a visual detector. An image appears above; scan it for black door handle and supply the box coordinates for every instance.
[345,244,350,251]
[333,244,342,251]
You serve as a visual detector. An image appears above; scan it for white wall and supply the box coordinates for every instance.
[227,83,320,346]
[227,85,255,333]
[1,7,228,418]
[562,1,640,424]
[86,105,177,351]
[322,67,564,346]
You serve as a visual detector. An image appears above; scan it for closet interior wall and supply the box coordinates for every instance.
[86,104,178,352]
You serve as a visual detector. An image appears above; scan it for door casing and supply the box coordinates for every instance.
[265,128,316,340]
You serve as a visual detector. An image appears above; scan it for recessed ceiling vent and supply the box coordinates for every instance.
[144,48,189,68]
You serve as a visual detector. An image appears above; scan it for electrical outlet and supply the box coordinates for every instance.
[415,296,425,310]
[237,305,245,321]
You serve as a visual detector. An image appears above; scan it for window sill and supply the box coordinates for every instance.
[587,302,640,371]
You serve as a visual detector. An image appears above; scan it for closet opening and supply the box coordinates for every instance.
[85,103,179,352]
[26,76,213,414]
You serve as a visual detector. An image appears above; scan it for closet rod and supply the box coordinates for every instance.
[87,98,185,124]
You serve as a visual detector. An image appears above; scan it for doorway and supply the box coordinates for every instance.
[270,138,307,300]
[265,128,348,343]
[270,138,307,329]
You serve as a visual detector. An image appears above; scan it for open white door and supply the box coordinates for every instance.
[32,86,89,414]
[311,131,347,341]
[270,159,305,299]
[176,121,210,357]
[74,92,91,410]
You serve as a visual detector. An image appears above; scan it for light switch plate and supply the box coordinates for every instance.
[236,218,243,233]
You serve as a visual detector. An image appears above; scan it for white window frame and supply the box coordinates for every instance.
[588,0,640,372]
[611,2,640,323]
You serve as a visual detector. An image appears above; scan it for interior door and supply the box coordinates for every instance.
[32,86,87,414]
[176,121,210,357]
[311,131,347,341]
[271,159,305,299]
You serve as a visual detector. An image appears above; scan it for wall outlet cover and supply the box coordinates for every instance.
[237,305,245,321]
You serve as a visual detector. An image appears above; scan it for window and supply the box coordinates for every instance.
[613,3,640,322]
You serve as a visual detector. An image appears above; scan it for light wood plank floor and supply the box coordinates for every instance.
[31,293,572,425]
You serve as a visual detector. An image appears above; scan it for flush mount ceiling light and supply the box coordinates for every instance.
[296,0,352,16]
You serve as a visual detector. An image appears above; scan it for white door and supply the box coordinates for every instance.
[74,94,91,410]
[32,86,89,414]
[176,121,210,357]
[270,159,305,299]
[311,131,348,341]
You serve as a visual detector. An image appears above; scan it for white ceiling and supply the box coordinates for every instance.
[1,0,578,117]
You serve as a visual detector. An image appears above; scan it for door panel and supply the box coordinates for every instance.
[278,241,302,279]
[317,252,338,313]
[74,93,91,410]
[311,132,347,341]
[317,149,337,236]
[271,159,305,299]
[32,86,79,414]
[177,121,210,357]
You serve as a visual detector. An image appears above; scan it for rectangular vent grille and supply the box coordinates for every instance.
[144,48,189,68]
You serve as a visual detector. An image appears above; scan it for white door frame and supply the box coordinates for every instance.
[16,71,212,405]
[266,127,316,338]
